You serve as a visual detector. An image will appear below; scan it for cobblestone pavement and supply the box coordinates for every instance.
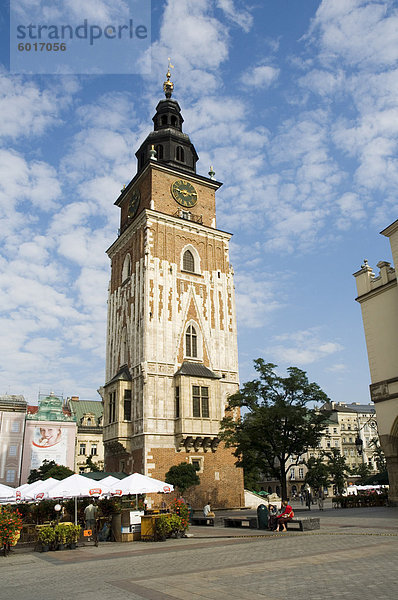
[1,505,397,600]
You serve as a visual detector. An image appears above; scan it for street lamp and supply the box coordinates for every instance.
[355,435,363,456]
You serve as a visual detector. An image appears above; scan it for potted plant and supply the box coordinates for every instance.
[66,524,81,549]
[155,515,172,541]
[168,514,185,538]
[37,525,56,552]
[54,524,69,550]
[0,507,23,556]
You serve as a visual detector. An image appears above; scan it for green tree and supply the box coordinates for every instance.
[85,456,101,472]
[28,460,74,483]
[350,462,373,484]
[369,437,386,472]
[304,455,330,494]
[325,449,350,495]
[219,360,330,500]
[165,463,200,496]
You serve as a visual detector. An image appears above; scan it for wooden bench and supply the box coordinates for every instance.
[285,518,320,531]
[223,517,258,529]
[191,516,215,526]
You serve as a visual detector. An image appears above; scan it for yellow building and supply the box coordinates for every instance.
[354,218,398,505]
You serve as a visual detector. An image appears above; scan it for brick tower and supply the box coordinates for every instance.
[100,68,244,508]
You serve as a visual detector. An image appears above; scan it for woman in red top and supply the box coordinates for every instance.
[275,500,294,532]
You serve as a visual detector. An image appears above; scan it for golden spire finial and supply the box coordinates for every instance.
[163,58,174,99]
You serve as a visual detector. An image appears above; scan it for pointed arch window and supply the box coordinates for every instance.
[183,249,194,272]
[122,253,132,282]
[176,146,185,162]
[186,325,197,358]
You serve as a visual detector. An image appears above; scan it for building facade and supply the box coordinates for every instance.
[20,393,76,484]
[99,71,244,508]
[0,395,27,487]
[354,219,398,504]
[67,396,104,473]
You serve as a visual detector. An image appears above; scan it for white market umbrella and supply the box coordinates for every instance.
[109,473,174,496]
[0,483,15,503]
[24,478,60,501]
[1,481,41,503]
[48,474,113,524]
[98,475,120,488]
[48,474,112,499]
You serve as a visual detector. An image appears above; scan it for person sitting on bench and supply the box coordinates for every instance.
[203,502,215,518]
[275,500,294,532]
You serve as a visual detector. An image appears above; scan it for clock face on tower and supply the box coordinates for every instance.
[128,189,140,218]
[171,179,198,207]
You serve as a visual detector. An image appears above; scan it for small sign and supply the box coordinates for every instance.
[163,485,171,493]
[84,529,92,537]
[89,488,102,496]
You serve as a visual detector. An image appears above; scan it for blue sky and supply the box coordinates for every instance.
[1,0,398,405]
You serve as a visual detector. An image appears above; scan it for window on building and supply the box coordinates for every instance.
[350,449,355,456]
[192,386,209,418]
[161,115,167,125]
[190,457,203,473]
[91,444,97,456]
[343,437,346,443]
[155,144,163,159]
[344,449,348,456]
[327,441,331,448]
[6,470,15,483]
[122,254,132,281]
[334,440,339,447]
[79,443,86,456]
[341,424,345,430]
[176,146,185,162]
[183,249,195,272]
[186,324,198,358]
[123,389,132,421]
[171,116,177,127]
[86,417,92,426]
[109,391,116,423]
[333,428,337,433]
[11,421,20,433]
[290,469,295,480]
[298,468,304,479]
[9,445,17,457]
[347,425,351,430]
[349,437,353,443]
[175,386,180,418]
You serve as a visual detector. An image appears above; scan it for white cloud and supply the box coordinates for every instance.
[245,65,280,89]
[268,329,344,366]
[235,271,283,329]
[216,0,253,33]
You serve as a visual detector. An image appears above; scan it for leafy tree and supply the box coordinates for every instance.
[219,360,330,500]
[350,463,373,484]
[28,460,74,483]
[165,463,200,496]
[369,437,386,472]
[304,455,330,494]
[325,449,350,495]
[85,456,101,472]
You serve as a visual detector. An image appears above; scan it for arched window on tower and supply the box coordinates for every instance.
[183,249,194,272]
[122,253,132,282]
[161,115,168,125]
[176,146,185,162]
[155,144,164,159]
[186,325,197,358]
[171,115,177,127]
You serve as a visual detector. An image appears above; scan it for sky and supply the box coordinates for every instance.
[1,0,398,406]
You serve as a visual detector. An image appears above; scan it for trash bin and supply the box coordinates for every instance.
[257,504,269,530]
